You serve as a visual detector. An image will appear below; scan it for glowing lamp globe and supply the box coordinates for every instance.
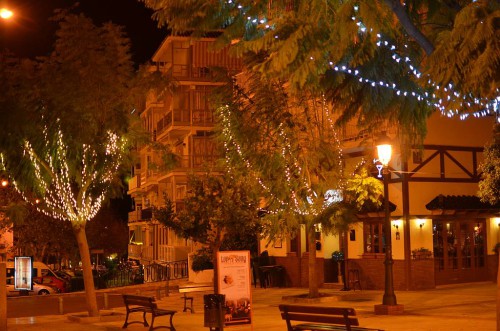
[376,133,392,167]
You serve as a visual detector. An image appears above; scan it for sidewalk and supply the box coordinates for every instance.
[7,281,496,331]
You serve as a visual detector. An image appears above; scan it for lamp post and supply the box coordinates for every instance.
[375,133,399,311]
[0,178,8,331]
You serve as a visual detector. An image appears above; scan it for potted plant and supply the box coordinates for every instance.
[189,248,214,283]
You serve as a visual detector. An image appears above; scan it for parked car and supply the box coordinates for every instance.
[6,278,59,296]
[6,261,68,293]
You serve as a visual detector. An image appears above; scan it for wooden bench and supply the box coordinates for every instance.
[178,283,213,313]
[122,294,177,331]
[279,304,383,331]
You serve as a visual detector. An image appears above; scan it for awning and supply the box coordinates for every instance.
[425,195,500,216]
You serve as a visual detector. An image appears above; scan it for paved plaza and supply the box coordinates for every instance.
[7,281,497,331]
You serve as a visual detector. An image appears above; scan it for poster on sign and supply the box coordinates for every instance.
[217,250,252,327]
[14,256,33,291]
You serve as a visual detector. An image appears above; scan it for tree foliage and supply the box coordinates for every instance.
[0,11,138,317]
[479,124,500,206]
[141,0,499,145]
[153,172,261,292]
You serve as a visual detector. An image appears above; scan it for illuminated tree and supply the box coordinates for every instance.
[216,72,383,297]
[0,11,136,316]
[4,125,125,316]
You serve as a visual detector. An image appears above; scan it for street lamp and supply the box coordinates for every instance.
[376,133,398,307]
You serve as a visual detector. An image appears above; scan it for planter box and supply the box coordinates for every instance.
[189,269,214,283]
[412,251,432,260]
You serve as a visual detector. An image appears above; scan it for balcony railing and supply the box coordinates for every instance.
[128,208,152,222]
[128,175,141,192]
[140,169,159,187]
[157,109,214,135]
[168,155,219,171]
[128,243,143,260]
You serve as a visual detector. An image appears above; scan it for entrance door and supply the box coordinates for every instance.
[433,219,487,285]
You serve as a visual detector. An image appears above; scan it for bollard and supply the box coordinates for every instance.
[166,272,170,297]
[104,293,109,309]
[59,297,64,314]
[156,288,162,300]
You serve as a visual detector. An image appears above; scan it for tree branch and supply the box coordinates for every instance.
[384,0,435,56]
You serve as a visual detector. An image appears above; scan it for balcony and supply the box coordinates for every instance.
[156,108,214,137]
[128,243,143,260]
[128,208,153,223]
[157,155,220,178]
[141,169,159,189]
[127,175,141,194]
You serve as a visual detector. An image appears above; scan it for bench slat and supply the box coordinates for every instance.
[178,286,213,293]
[294,324,382,331]
[279,304,383,331]
[281,313,359,326]
[281,305,356,316]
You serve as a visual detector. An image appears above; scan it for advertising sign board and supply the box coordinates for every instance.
[217,250,252,327]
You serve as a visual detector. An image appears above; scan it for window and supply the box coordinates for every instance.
[364,222,386,254]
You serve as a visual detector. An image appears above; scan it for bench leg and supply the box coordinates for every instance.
[122,312,129,328]
[122,311,149,329]
[143,311,149,327]
[183,297,194,313]
[149,313,176,331]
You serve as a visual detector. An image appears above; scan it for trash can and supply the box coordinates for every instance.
[204,294,225,330]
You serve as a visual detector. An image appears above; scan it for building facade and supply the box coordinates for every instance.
[264,113,499,290]
[127,34,242,266]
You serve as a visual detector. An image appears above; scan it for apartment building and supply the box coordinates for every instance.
[127,34,242,266]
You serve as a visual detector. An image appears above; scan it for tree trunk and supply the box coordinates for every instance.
[308,227,319,298]
[211,230,223,294]
[73,224,99,317]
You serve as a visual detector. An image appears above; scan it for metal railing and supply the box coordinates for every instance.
[143,259,189,283]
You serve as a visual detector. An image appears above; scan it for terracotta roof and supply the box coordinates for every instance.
[425,195,500,211]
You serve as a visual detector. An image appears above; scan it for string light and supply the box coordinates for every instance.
[222,1,499,122]
[219,95,346,217]
[4,125,125,225]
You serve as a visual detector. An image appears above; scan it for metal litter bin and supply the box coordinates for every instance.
[204,294,225,331]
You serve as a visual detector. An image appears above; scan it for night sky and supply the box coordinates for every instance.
[0,0,167,65]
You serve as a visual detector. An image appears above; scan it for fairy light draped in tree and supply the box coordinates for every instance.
[223,0,499,122]
[7,125,124,225]
[219,95,346,217]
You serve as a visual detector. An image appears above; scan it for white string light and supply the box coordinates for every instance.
[223,1,499,122]
[219,95,346,217]
[4,125,125,225]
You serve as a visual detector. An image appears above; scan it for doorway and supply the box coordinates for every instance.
[433,219,487,285]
